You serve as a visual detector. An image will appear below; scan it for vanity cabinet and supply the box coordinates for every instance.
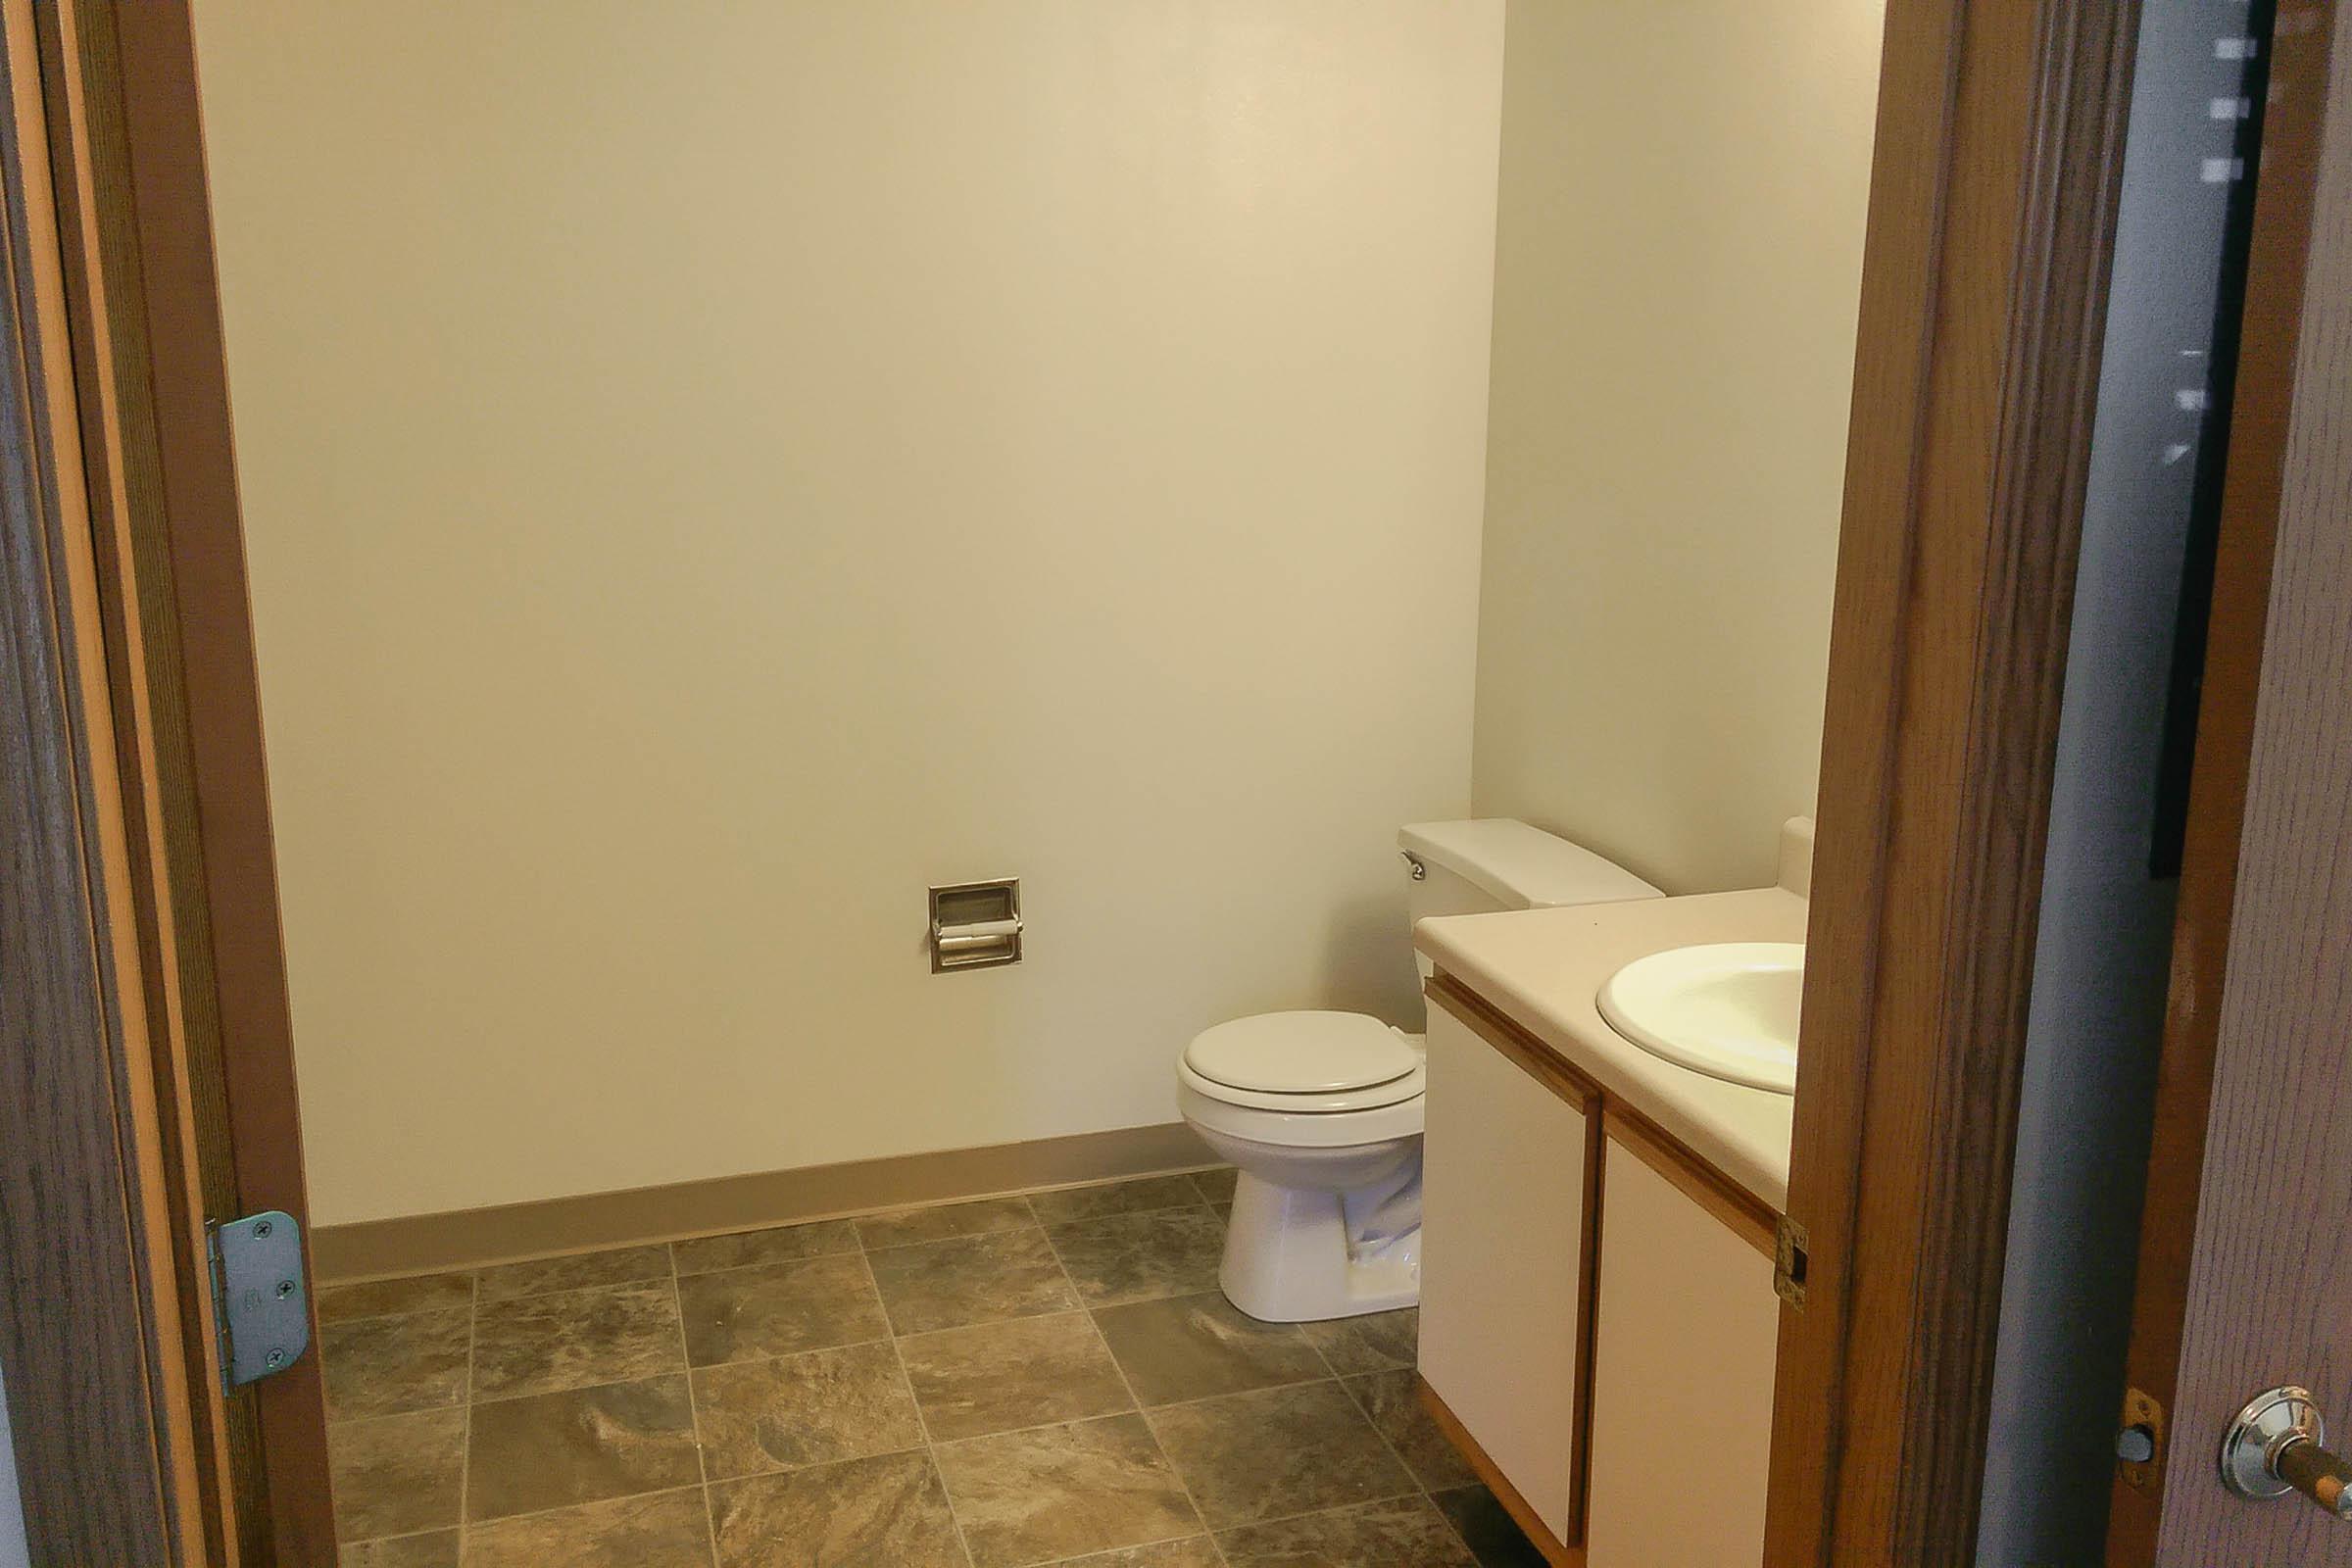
[1418,974,1782,1567]
[1419,1001,1594,1550]
[1583,1123,1780,1568]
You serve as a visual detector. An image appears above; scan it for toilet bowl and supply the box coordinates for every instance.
[1177,819,1663,1324]
[1178,1011,1427,1322]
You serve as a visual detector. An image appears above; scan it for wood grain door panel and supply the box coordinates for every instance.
[2124,2,2352,1560]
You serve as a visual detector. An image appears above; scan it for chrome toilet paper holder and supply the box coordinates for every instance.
[929,878,1022,972]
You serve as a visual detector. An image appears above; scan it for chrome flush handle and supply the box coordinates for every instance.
[2223,1386,2352,1520]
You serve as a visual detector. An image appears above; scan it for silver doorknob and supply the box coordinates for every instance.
[2222,1386,2352,1520]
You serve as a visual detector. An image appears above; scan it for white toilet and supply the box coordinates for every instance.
[1177,819,1661,1322]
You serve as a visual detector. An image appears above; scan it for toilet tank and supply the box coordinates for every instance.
[1398,819,1662,980]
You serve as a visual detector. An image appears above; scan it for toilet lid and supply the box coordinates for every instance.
[1183,1011,1421,1097]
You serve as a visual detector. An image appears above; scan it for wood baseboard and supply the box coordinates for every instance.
[1419,1374,1583,1568]
[312,1120,1213,1281]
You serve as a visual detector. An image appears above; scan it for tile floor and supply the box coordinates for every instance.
[319,1167,1549,1567]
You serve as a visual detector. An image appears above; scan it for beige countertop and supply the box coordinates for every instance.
[1413,887,1804,1209]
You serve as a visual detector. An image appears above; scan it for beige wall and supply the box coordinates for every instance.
[193,2,1505,1225]
[1470,2,1885,893]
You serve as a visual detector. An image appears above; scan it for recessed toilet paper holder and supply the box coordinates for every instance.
[929,878,1022,972]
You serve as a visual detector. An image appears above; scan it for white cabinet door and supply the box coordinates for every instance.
[1418,1005,1592,1546]
[1585,1136,1779,1568]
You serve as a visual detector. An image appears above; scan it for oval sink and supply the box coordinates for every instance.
[1596,942,1803,1094]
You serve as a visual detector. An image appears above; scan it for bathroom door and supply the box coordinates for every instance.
[0,1,335,1561]
[2106,3,2352,1562]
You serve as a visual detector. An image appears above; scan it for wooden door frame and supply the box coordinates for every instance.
[0,1,333,1562]
[1764,1,2147,1563]
[0,2,214,1557]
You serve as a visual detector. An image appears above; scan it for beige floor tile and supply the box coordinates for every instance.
[676,1251,889,1367]
[317,1272,473,1325]
[1025,1176,1204,1226]
[464,1374,702,1522]
[855,1196,1036,1250]
[866,1227,1077,1336]
[1092,1291,1326,1406]
[1344,1368,1479,1490]
[314,1182,1517,1568]
[1189,1169,1237,1203]
[460,1487,714,1567]
[692,1340,925,1480]
[1045,1210,1225,1307]
[934,1413,1200,1568]
[338,1527,459,1567]
[1146,1381,1414,1530]
[710,1449,964,1568]
[475,1245,669,1303]
[673,1217,860,1276]
[469,1281,684,1400]
[327,1407,466,1543]
[898,1310,1134,1441]
[321,1308,471,1421]
[1297,1306,1417,1376]
[1216,1494,1478,1566]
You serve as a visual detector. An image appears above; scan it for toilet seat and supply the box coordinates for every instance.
[1181,1011,1426,1113]
[1178,1054,1426,1114]
[1177,1075,1425,1149]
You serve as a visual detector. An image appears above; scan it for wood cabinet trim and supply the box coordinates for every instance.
[1568,1057,1603,1547]
[1418,1374,1585,1568]
[1602,1107,1779,1262]
[1427,971,1603,1110]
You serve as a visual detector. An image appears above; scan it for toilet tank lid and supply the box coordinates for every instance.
[1397,819,1662,909]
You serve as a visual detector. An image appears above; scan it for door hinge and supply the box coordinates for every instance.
[208,1210,312,1390]
[1774,1215,1810,1308]
[2116,1385,2168,1491]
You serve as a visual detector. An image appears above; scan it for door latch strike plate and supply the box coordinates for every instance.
[2117,1386,2167,1491]
[1775,1215,1809,1308]
[210,1210,311,1390]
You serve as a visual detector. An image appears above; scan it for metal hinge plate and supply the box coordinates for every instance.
[210,1210,311,1390]
[1774,1215,1810,1308]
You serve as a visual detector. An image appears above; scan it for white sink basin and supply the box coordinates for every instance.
[1596,943,1803,1094]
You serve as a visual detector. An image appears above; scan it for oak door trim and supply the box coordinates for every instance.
[2106,2,2345,1559]
[0,0,209,1556]
[30,3,257,1558]
[1764,1,2142,1562]
[32,4,337,1558]
[8,0,341,1560]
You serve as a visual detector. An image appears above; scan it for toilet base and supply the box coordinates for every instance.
[1217,1168,1422,1323]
